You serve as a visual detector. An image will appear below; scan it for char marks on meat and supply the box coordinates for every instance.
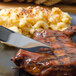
[11,25,76,76]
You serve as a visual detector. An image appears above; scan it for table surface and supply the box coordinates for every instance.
[0,2,76,14]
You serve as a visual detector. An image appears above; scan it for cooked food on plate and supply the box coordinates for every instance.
[2,0,76,6]
[0,0,76,76]
[12,25,76,76]
[1,0,60,6]
[0,6,71,37]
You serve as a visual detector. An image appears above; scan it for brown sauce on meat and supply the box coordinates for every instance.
[12,25,76,76]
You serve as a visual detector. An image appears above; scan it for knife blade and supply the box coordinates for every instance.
[0,25,51,52]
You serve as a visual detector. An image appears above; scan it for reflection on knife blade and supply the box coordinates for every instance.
[0,25,51,52]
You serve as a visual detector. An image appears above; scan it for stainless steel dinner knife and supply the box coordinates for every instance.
[0,25,51,52]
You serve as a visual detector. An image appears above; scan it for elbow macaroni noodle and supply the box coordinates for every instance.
[33,21,48,29]
[0,6,72,38]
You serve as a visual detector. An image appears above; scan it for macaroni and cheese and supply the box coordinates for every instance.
[0,6,72,37]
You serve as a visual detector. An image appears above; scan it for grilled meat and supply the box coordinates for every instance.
[11,25,76,76]
[35,0,47,4]
[2,0,76,6]
[44,0,61,6]
[2,0,61,6]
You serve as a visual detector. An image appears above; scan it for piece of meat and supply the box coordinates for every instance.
[44,0,61,6]
[11,25,76,76]
[35,0,47,4]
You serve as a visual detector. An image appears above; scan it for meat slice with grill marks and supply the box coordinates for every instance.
[11,25,76,76]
